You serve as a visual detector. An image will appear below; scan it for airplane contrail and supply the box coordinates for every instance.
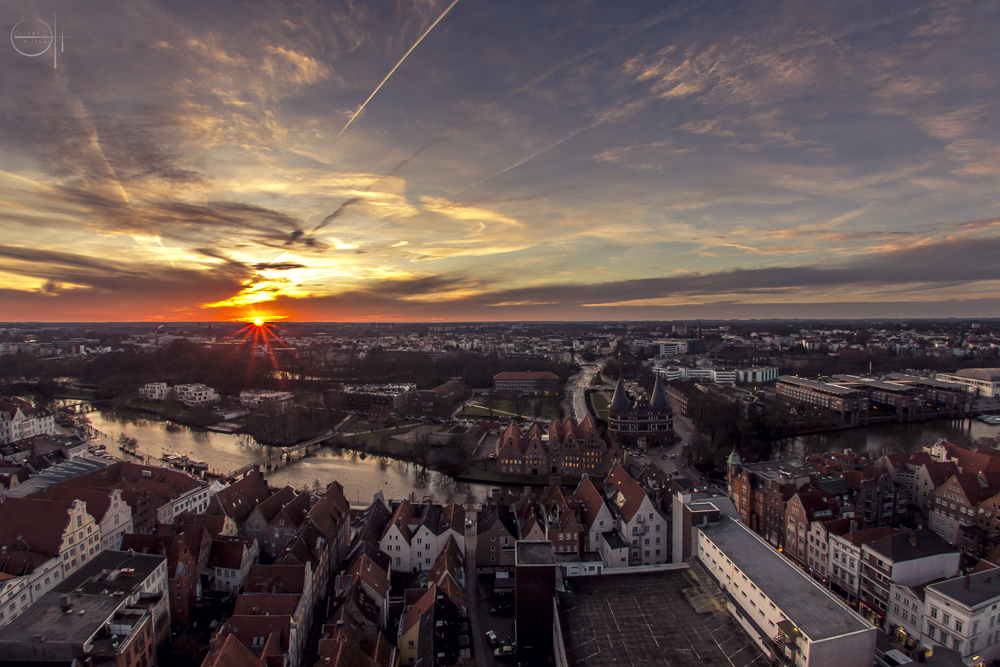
[337,0,462,138]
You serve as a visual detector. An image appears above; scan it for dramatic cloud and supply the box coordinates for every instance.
[2,0,999,321]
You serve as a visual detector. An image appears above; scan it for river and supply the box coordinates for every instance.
[77,406,499,507]
[783,418,1000,462]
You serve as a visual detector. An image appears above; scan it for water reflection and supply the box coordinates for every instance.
[82,406,497,506]
[783,418,999,463]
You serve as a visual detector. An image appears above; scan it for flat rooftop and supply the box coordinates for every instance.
[0,591,123,646]
[558,569,768,667]
[516,540,554,566]
[778,376,863,396]
[698,514,872,643]
[55,550,165,596]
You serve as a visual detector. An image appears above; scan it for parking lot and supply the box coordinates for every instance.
[558,566,769,667]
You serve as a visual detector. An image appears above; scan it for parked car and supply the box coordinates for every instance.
[485,630,500,648]
[670,453,676,459]
[489,603,514,616]
[661,454,668,459]
[494,644,516,659]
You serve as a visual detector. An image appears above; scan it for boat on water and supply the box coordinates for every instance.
[186,457,208,470]
[161,450,183,463]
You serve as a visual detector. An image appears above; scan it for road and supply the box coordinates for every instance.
[568,366,596,421]
[465,521,515,667]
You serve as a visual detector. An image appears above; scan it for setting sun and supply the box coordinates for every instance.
[253,317,264,326]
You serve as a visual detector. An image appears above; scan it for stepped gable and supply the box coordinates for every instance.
[32,485,114,523]
[0,497,75,559]
[649,375,670,411]
[609,376,631,411]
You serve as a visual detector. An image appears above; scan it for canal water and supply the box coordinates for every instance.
[784,418,1000,462]
[79,406,498,506]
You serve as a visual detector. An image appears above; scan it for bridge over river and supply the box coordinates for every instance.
[221,430,336,482]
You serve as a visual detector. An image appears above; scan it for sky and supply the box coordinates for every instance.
[2,0,1000,323]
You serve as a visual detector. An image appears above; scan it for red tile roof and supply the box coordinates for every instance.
[0,497,76,559]
[201,632,266,667]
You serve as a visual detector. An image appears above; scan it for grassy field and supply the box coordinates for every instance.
[591,392,610,421]
[462,397,560,420]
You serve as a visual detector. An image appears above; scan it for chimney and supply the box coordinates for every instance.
[59,595,71,612]
[849,520,858,534]
[964,575,971,590]
[909,532,918,547]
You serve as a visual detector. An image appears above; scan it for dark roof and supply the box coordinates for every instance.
[609,377,631,411]
[53,549,166,596]
[477,498,518,538]
[601,530,627,550]
[649,375,670,411]
[210,472,271,526]
[865,529,958,564]
[0,497,75,559]
[209,537,254,570]
[928,570,1000,609]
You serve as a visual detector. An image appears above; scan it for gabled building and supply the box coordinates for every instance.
[207,471,272,529]
[120,532,199,625]
[245,487,315,559]
[495,416,621,478]
[859,529,960,628]
[0,496,100,628]
[729,460,812,549]
[379,500,464,573]
[606,376,674,450]
[575,474,614,553]
[0,398,55,445]
[475,497,517,573]
[33,485,134,551]
[929,472,1000,545]
[603,463,668,566]
[209,536,259,593]
[784,489,841,566]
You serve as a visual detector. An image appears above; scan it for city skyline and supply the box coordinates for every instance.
[3,0,999,322]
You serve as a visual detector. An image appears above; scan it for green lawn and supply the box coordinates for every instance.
[591,392,610,420]
[462,397,560,420]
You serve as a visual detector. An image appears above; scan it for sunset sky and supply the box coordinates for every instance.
[2,0,1000,322]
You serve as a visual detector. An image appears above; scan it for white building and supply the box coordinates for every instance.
[380,500,465,573]
[138,382,169,401]
[736,366,780,384]
[172,384,221,407]
[935,369,1000,398]
[603,464,669,566]
[653,365,736,386]
[694,500,876,667]
[921,570,1000,663]
[239,389,295,413]
[0,398,55,445]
